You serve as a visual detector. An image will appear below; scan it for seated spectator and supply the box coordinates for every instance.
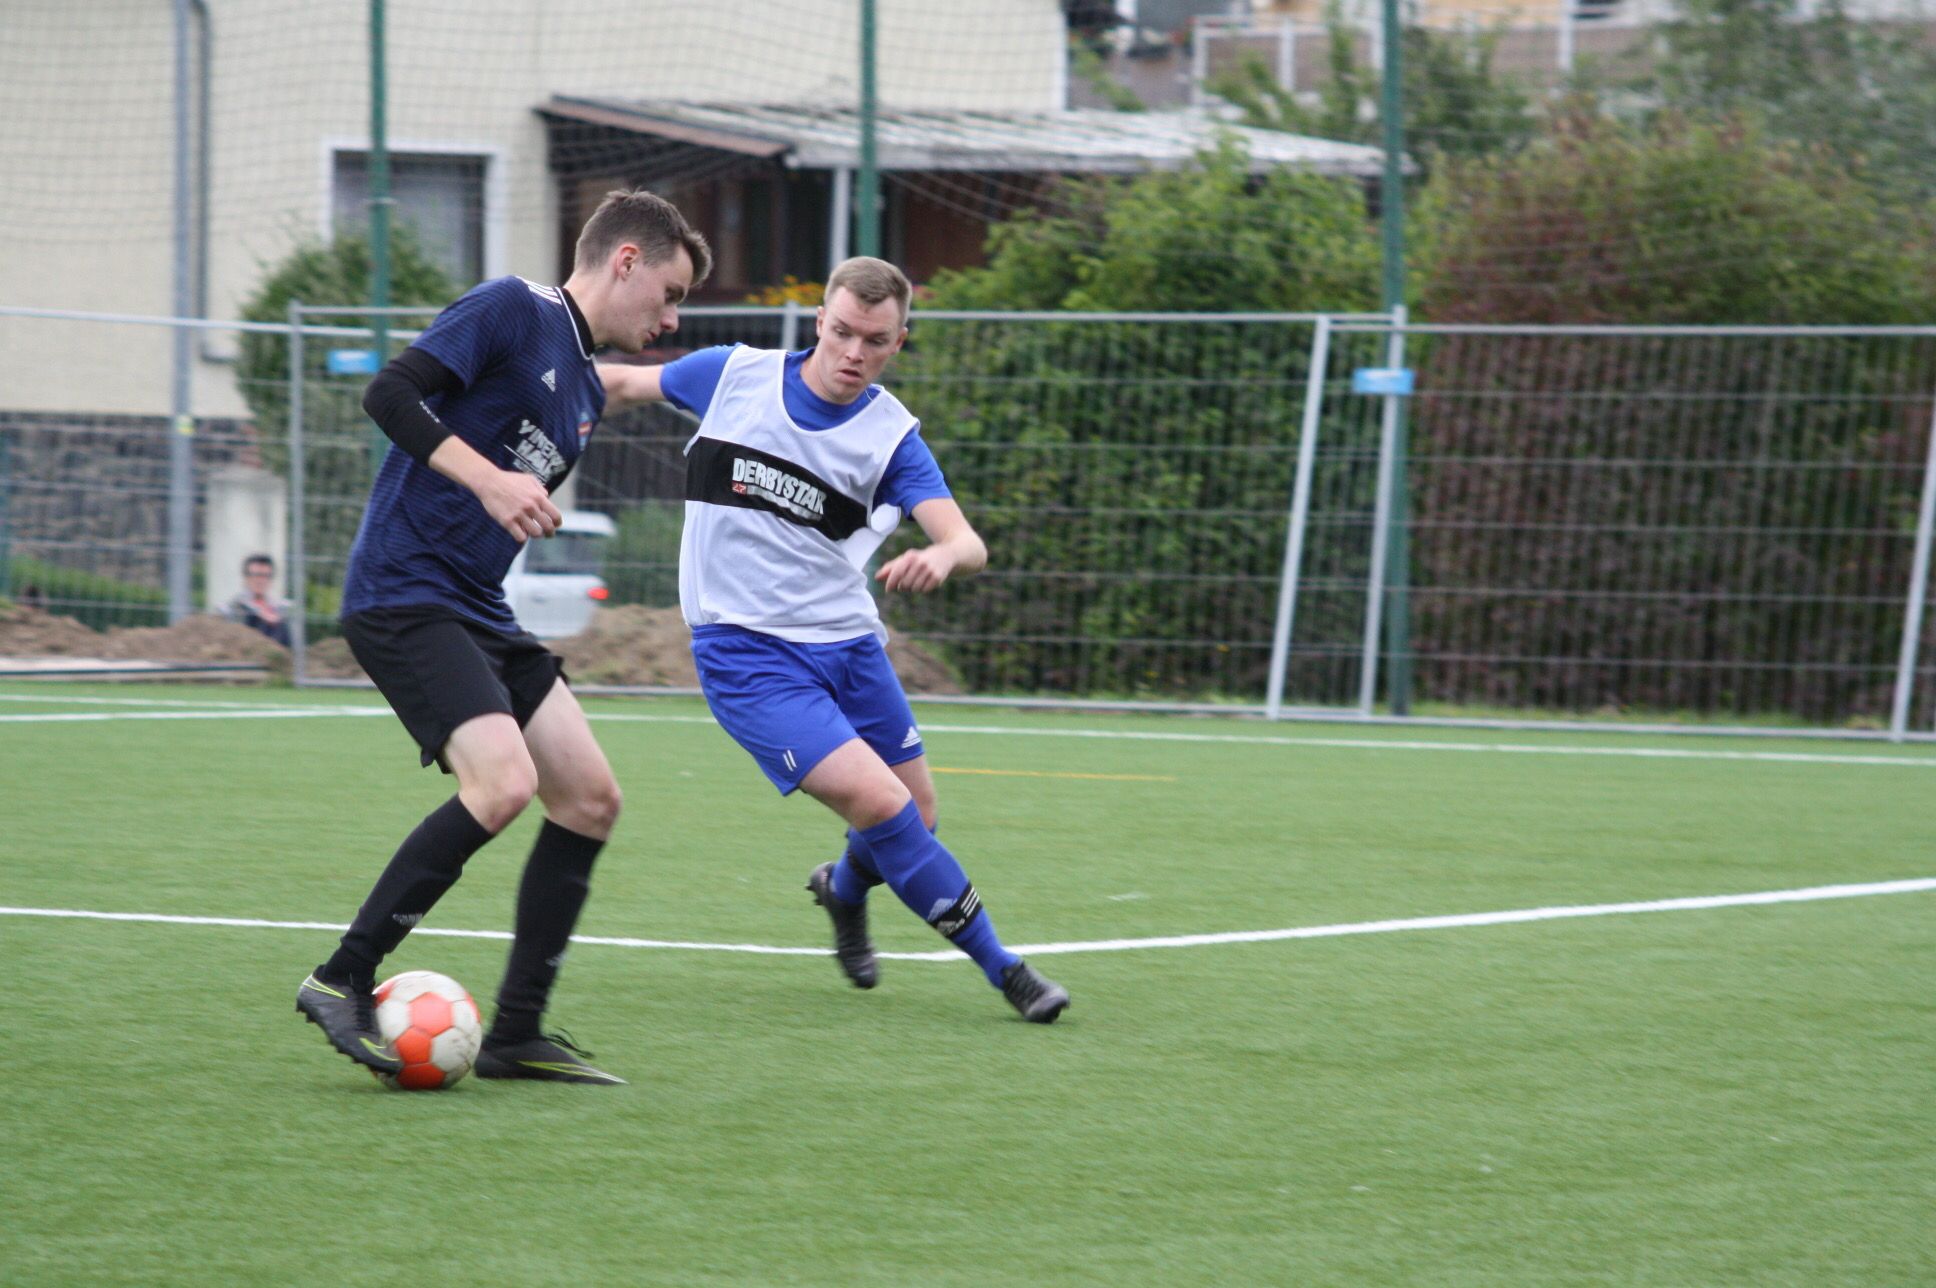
[224,553,292,646]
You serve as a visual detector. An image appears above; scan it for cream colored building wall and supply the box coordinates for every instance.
[0,0,1065,418]
[1252,0,1932,27]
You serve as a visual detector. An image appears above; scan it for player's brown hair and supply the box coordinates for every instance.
[573,188,713,284]
[825,256,912,324]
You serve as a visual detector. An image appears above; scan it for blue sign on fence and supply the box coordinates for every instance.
[1351,367,1415,396]
[326,348,380,376]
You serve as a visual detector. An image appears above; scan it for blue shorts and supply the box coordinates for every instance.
[691,626,925,794]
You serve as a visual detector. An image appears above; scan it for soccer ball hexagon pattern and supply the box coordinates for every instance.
[373,970,483,1090]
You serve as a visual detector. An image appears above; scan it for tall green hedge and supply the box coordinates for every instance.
[235,231,456,475]
[232,233,456,598]
[1404,114,1936,720]
[884,144,1381,697]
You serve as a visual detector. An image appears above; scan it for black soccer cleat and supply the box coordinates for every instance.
[1000,960,1070,1024]
[296,971,403,1073]
[807,861,879,989]
[474,1031,626,1085]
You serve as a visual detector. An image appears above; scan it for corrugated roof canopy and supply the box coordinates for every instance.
[541,97,1389,179]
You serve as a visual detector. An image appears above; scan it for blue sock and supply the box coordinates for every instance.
[829,827,884,905]
[858,800,1020,987]
[832,817,945,904]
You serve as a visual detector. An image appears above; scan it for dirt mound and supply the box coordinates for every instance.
[299,635,367,681]
[95,616,289,668]
[557,605,963,694]
[0,602,962,694]
[884,634,962,695]
[554,605,700,687]
[0,606,288,677]
[0,605,102,656]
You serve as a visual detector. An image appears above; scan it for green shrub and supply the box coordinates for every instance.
[7,556,169,630]
[601,503,685,609]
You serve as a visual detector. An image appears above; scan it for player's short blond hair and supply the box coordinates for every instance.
[574,188,713,284]
[825,257,911,324]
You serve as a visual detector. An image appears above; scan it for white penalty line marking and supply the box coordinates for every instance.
[8,692,1936,768]
[3,878,1930,962]
[0,708,388,724]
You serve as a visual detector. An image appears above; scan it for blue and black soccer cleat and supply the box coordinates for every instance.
[1000,960,1069,1024]
[807,861,879,989]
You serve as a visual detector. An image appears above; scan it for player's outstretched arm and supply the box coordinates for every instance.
[596,362,668,412]
[875,498,987,594]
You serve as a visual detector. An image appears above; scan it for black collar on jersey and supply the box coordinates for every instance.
[559,286,595,361]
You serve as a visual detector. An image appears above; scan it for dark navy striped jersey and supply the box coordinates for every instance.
[342,276,606,632]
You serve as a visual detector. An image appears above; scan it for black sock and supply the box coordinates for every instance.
[320,796,495,987]
[489,819,605,1044]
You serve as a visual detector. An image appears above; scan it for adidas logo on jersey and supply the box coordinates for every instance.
[901,726,921,749]
[520,278,564,305]
[542,368,557,391]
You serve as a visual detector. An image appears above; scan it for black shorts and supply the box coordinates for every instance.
[342,606,566,770]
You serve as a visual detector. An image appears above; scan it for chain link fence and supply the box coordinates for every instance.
[9,306,1936,737]
[1278,321,1936,733]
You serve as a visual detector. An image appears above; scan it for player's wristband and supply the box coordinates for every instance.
[361,347,463,465]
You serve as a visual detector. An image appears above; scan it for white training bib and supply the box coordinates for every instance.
[678,346,917,642]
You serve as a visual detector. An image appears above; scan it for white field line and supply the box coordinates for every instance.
[2,877,1930,962]
[9,692,1936,768]
[0,708,389,723]
[0,693,340,709]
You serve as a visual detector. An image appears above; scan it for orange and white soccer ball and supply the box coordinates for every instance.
[373,970,483,1090]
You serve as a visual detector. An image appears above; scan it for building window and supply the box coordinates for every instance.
[333,151,487,287]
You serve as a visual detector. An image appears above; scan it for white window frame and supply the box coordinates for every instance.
[320,137,509,284]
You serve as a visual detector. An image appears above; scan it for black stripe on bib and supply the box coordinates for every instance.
[685,436,871,541]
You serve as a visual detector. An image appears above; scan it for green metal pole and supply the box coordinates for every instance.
[0,428,11,601]
[856,0,880,258]
[368,0,392,471]
[1379,0,1413,714]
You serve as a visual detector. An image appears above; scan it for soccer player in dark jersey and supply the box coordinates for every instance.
[598,257,1070,1023]
[294,190,711,1084]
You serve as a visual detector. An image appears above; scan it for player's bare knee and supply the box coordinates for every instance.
[848,785,910,830]
[574,776,623,836]
[539,769,620,838]
[466,763,538,833]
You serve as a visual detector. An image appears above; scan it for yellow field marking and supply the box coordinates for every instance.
[931,767,1177,782]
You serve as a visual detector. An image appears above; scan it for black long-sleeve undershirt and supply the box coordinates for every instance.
[360,347,465,465]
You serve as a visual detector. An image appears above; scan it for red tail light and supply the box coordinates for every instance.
[588,586,610,601]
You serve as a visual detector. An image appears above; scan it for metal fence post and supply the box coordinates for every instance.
[168,0,195,622]
[1888,392,1936,739]
[780,299,802,352]
[0,425,11,600]
[1265,315,1333,720]
[288,301,308,686]
[1357,307,1407,715]
[1383,307,1415,714]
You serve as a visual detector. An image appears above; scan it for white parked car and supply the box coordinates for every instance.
[503,510,616,638]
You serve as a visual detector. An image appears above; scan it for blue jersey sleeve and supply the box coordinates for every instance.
[877,426,951,513]
[411,277,532,389]
[658,345,740,417]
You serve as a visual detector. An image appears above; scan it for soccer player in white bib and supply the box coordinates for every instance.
[599,257,1069,1022]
